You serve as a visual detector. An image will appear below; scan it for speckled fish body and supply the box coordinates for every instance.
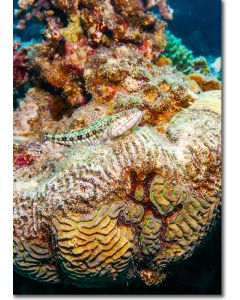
[44,108,142,146]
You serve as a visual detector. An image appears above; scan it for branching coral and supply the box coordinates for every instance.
[145,0,173,20]
[159,30,195,73]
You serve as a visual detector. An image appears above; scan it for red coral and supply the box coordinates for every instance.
[14,150,35,168]
[13,42,29,89]
[138,39,153,60]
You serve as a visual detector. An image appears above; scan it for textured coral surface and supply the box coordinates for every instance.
[13,0,221,289]
[14,90,221,287]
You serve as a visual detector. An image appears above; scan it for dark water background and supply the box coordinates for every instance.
[167,0,221,57]
[13,0,222,295]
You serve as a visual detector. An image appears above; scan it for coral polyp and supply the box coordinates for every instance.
[13,0,221,290]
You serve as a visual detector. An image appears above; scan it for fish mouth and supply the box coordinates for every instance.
[108,108,143,140]
[122,109,142,131]
[113,109,143,138]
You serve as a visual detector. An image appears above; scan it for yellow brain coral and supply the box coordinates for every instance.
[13,90,221,287]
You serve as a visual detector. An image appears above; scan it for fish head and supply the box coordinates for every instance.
[107,108,142,140]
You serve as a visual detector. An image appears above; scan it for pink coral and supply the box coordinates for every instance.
[145,0,173,20]
[13,42,29,89]
[13,150,35,168]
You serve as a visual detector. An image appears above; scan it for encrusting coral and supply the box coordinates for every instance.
[14,0,168,107]
[13,0,221,289]
[13,42,31,91]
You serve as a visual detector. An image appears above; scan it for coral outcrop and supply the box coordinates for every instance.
[14,0,167,107]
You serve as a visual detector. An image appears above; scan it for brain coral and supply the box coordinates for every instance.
[13,90,221,287]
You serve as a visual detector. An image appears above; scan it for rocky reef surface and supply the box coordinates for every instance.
[13,0,221,288]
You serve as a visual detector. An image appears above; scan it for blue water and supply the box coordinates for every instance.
[167,0,221,57]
